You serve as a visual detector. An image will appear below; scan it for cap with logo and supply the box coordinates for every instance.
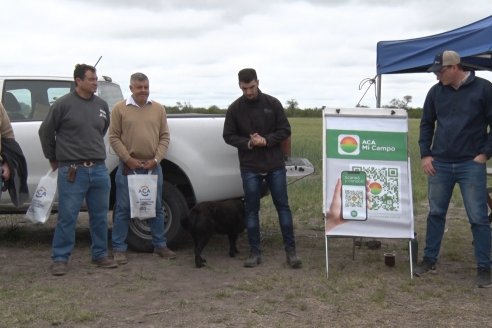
[427,50,461,73]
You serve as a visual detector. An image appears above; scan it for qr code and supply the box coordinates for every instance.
[351,165,400,213]
[343,189,363,208]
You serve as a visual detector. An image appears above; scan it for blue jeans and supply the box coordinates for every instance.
[241,168,296,255]
[112,162,166,252]
[423,159,491,269]
[52,164,110,262]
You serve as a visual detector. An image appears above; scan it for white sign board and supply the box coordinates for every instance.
[323,108,414,239]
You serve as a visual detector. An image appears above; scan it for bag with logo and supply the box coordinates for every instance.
[25,169,58,224]
[128,171,158,220]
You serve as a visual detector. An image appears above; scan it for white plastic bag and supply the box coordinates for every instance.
[128,171,157,219]
[25,169,58,224]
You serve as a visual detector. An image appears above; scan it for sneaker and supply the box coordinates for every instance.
[244,253,262,268]
[413,259,437,277]
[92,257,118,269]
[113,251,128,265]
[476,268,492,288]
[286,250,302,269]
[153,247,177,259]
[51,261,68,276]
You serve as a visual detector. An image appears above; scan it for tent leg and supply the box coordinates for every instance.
[376,75,382,108]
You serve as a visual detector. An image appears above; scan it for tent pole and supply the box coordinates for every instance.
[376,75,382,108]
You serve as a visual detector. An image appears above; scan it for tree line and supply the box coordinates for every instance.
[165,96,423,119]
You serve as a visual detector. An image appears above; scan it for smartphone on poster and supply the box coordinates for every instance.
[340,170,368,221]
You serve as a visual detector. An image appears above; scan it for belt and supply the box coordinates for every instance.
[80,161,99,167]
[59,160,105,167]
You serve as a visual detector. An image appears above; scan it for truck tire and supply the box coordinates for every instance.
[126,180,189,252]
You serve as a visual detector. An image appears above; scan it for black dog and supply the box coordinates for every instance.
[181,198,245,268]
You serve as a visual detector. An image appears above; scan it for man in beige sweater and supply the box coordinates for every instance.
[109,72,176,264]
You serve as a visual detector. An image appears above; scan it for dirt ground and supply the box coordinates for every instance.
[0,209,491,328]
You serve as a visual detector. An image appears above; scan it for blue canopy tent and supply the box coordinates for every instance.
[375,15,492,107]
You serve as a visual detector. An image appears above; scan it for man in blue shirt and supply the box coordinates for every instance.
[416,50,492,288]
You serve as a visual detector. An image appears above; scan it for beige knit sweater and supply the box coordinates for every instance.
[109,100,170,163]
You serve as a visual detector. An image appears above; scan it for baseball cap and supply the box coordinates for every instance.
[427,50,461,72]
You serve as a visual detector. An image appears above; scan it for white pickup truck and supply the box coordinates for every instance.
[0,75,313,250]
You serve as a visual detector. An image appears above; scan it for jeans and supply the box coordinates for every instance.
[423,159,491,269]
[241,168,296,255]
[52,164,110,262]
[112,162,166,252]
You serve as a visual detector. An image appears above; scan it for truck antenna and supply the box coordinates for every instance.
[94,56,102,68]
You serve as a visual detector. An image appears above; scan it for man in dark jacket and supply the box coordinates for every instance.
[223,68,301,268]
[416,50,492,288]
[0,103,15,194]
[1,138,28,207]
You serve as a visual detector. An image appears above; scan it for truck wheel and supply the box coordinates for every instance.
[126,180,189,252]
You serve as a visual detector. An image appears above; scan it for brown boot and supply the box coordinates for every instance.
[113,251,128,265]
[51,261,68,276]
[92,257,118,268]
[154,247,177,259]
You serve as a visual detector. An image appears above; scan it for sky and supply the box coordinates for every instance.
[2,0,492,109]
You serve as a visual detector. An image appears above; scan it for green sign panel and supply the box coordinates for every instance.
[326,129,407,161]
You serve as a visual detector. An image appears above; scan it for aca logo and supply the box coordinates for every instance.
[35,186,47,198]
[338,134,360,155]
[369,181,382,195]
[139,186,151,197]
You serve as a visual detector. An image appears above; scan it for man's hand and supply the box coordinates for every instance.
[421,156,435,176]
[49,160,58,171]
[250,133,266,147]
[127,157,158,170]
[1,161,10,181]
[473,153,487,164]
[127,157,144,170]
[142,159,158,170]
